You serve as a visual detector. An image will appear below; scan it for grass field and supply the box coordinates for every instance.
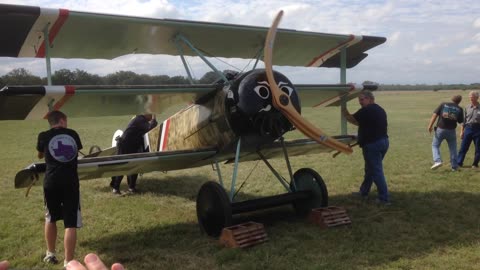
[1,90,480,269]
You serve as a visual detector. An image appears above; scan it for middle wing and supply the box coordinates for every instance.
[0,83,375,120]
[0,84,217,120]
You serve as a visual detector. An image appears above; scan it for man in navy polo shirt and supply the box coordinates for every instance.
[342,90,390,205]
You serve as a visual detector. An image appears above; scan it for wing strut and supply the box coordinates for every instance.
[175,34,229,84]
[340,46,348,135]
[229,137,242,202]
[174,39,195,84]
[43,25,52,86]
[256,146,292,193]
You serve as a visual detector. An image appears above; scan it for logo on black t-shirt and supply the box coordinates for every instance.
[48,134,78,162]
[441,104,460,121]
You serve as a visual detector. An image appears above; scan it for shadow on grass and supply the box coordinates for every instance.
[81,191,480,269]
[97,174,272,202]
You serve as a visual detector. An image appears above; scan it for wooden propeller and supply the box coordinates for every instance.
[264,11,352,154]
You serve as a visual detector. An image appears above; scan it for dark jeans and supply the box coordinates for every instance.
[110,174,138,190]
[110,141,141,190]
[360,137,389,202]
[457,126,480,167]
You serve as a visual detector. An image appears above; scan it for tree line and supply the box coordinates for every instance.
[0,68,218,86]
[1,68,479,90]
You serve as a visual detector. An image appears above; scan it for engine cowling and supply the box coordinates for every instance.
[226,69,301,140]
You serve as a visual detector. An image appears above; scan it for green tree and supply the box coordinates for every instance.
[167,75,189,84]
[2,68,42,85]
[52,68,76,84]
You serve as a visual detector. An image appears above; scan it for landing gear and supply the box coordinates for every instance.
[196,181,232,237]
[290,168,328,216]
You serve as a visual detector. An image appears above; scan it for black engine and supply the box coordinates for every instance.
[226,69,301,140]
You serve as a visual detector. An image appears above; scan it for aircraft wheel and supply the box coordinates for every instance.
[290,168,328,216]
[196,181,232,237]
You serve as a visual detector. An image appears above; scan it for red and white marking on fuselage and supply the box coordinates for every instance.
[159,118,171,152]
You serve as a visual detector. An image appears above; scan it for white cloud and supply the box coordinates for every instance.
[388,32,401,44]
[474,33,480,42]
[460,45,480,55]
[423,59,432,65]
[413,43,435,52]
[474,17,480,28]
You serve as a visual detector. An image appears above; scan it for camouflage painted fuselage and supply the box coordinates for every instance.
[148,87,235,152]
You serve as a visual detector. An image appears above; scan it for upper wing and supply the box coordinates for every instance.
[15,136,355,189]
[0,4,385,68]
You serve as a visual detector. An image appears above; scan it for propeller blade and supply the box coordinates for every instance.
[263,11,352,154]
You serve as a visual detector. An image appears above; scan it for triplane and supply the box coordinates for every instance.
[0,4,386,236]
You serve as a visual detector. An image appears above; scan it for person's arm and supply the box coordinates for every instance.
[36,133,45,159]
[460,108,467,139]
[341,107,359,126]
[148,115,158,130]
[427,113,438,134]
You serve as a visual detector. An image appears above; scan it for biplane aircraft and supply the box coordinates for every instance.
[0,4,386,236]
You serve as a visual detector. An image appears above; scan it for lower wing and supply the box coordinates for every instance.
[14,136,356,189]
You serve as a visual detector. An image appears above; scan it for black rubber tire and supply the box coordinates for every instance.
[290,168,328,216]
[196,181,232,237]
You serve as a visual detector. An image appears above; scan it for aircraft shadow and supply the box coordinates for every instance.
[81,191,480,269]
[98,174,269,202]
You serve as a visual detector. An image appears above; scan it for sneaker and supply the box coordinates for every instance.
[43,254,59,265]
[127,188,138,194]
[451,168,460,172]
[431,162,442,170]
[472,165,479,169]
[112,189,122,195]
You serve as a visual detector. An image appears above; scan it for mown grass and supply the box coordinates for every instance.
[1,90,480,269]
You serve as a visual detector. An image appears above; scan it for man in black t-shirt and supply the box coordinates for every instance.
[342,90,390,205]
[36,111,83,267]
[110,114,157,194]
[427,95,463,170]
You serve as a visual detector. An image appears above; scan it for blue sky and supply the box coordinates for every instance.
[1,0,480,84]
